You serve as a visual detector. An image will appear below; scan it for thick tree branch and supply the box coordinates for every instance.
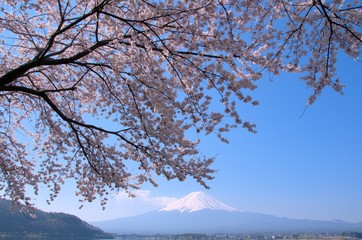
[0,85,138,148]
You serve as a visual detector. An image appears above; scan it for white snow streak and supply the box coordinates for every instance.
[159,191,239,213]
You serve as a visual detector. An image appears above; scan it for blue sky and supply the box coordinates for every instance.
[34,52,362,223]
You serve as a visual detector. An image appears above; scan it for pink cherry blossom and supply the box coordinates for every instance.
[0,0,360,210]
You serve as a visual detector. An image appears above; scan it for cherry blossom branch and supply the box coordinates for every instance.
[316,0,362,43]
[0,85,134,141]
[0,0,360,209]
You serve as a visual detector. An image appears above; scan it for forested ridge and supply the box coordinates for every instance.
[0,199,112,238]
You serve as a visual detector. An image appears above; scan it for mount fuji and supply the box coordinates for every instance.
[159,191,239,213]
[92,191,362,234]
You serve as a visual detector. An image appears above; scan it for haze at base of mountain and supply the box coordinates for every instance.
[92,192,362,235]
[0,199,113,239]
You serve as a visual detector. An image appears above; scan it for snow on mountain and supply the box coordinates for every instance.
[159,191,239,213]
[92,192,362,234]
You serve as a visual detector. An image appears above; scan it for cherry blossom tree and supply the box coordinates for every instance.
[0,0,360,209]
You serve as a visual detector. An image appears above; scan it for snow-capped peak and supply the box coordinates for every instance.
[159,191,239,213]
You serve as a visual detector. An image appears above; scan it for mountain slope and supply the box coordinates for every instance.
[94,209,362,234]
[0,199,112,238]
[93,192,362,234]
[159,191,239,213]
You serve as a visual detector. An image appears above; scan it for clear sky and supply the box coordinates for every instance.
[33,52,362,223]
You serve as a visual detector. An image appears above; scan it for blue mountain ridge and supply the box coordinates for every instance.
[93,209,362,234]
[92,192,362,234]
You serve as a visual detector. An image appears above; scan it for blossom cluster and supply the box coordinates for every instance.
[0,0,360,209]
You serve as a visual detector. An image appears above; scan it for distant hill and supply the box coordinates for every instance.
[0,198,113,239]
[93,191,362,234]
